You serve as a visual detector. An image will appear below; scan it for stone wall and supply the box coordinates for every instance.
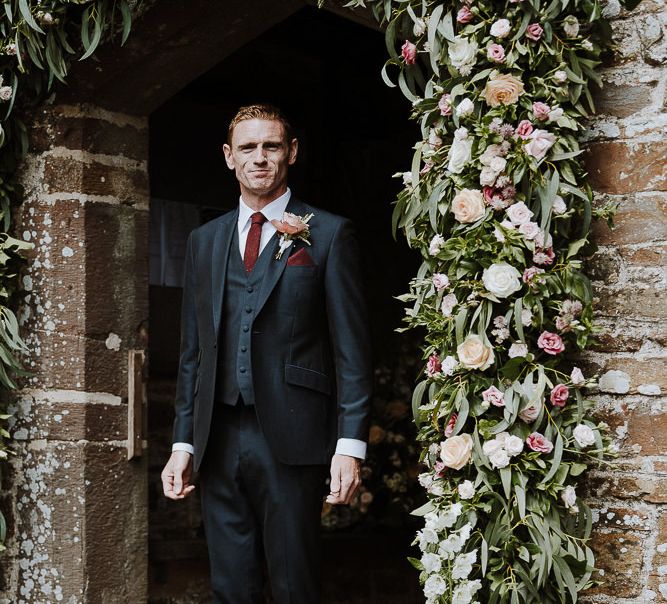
[581,0,667,601]
[0,103,150,603]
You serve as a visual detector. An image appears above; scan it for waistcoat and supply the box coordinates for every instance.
[214,226,275,406]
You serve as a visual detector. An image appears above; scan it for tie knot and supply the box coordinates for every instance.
[251,211,267,225]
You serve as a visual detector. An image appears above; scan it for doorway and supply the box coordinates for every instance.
[146,6,423,602]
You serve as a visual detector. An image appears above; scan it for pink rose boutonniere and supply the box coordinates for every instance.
[270,211,314,259]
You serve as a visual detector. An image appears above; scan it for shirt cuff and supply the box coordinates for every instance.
[172,442,194,455]
[335,438,367,460]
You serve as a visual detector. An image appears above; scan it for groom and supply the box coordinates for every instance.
[160,104,373,603]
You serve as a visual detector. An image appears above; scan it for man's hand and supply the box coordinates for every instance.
[161,450,195,500]
[326,453,361,505]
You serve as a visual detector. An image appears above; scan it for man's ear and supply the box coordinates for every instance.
[222,143,235,170]
[288,138,298,166]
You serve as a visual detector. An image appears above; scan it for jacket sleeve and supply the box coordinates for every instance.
[324,218,373,443]
[172,230,199,445]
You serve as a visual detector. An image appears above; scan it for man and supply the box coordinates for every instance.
[160,104,373,603]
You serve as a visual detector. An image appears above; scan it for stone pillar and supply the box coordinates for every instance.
[0,103,149,603]
[582,0,667,600]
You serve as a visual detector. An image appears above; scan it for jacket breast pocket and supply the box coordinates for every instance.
[284,363,331,395]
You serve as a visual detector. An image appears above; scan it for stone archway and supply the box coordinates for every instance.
[0,2,398,602]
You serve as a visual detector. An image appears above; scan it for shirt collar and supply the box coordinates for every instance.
[238,188,291,230]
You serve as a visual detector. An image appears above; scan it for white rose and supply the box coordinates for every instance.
[448,135,473,174]
[456,98,475,116]
[457,334,495,370]
[441,355,459,376]
[480,143,502,165]
[561,485,578,511]
[452,188,486,223]
[525,129,556,160]
[440,433,473,470]
[479,165,500,186]
[482,438,503,457]
[518,221,541,240]
[490,18,511,38]
[441,293,458,316]
[448,36,478,75]
[488,448,510,469]
[548,107,564,122]
[458,480,475,499]
[521,308,533,326]
[489,156,507,174]
[504,435,524,456]
[573,424,596,448]
[429,234,445,255]
[508,341,528,358]
[454,126,469,140]
[506,201,534,225]
[518,403,540,423]
[552,195,567,214]
[482,262,522,298]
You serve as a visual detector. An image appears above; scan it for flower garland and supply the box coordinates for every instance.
[345,0,639,601]
[0,0,134,549]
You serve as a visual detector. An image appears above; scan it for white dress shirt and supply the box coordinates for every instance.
[172,188,367,460]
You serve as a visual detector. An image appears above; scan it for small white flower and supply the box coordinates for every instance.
[421,552,442,573]
[402,171,413,186]
[571,366,585,386]
[493,226,506,242]
[452,550,477,580]
[553,70,568,83]
[573,424,596,448]
[552,195,567,214]
[458,480,475,499]
[456,98,475,117]
[441,293,458,317]
[521,308,533,326]
[429,234,445,255]
[441,355,459,376]
[424,574,448,599]
[490,18,511,38]
[506,201,534,225]
[581,39,594,51]
[504,435,524,456]
[454,126,470,140]
[488,447,510,469]
[508,342,528,358]
[563,15,580,38]
[561,484,578,512]
[548,107,564,122]
[413,17,427,37]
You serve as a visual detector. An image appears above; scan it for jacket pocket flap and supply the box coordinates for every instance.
[284,364,331,395]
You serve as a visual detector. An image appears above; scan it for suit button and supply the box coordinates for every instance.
[245,306,252,313]
[241,346,247,352]
[247,286,253,293]
[242,325,249,332]
[239,367,246,373]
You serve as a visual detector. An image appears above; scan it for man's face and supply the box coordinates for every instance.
[223,119,298,199]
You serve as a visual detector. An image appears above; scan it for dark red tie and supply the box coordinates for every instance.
[243,211,267,272]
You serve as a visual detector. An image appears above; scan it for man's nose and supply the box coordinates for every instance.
[253,146,268,163]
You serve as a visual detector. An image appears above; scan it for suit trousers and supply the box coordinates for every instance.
[199,396,329,604]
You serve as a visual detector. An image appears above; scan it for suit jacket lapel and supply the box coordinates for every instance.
[211,206,238,336]
[253,196,307,319]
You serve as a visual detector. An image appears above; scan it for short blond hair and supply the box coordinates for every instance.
[227,103,294,145]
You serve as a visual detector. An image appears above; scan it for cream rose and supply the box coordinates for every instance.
[440,433,473,470]
[483,73,525,107]
[457,335,495,370]
[452,188,486,223]
[482,262,522,298]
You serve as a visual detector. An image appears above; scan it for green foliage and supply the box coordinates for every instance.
[348,0,635,600]
[0,0,135,548]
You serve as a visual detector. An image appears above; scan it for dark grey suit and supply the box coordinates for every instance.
[171,195,373,602]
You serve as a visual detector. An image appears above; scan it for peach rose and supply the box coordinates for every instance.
[271,212,309,235]
[483,73,525,107]
[440,433,473,470]
[452,188,486,223]
[457,335,495,370]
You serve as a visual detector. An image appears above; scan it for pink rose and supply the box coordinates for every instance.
[519,404,540,423]
[550,384,570,408]
[486,43,505,63]
[434,460,446,476]
[271,212,309,235]
[401,40,417,64]
[533,247,555,265]
[426,354,442,376]
[537,331,565,355]
[526,432,554,453]
[532,102,551,121]
[439,93,452,116]
[482,385,505,407]
[445,413,458,437]
[516,119,533,139]
[525,129,556,160]
[457,6,474,23]
[526,23,544,41]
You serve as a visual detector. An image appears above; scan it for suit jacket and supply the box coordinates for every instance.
[172,196,373,471]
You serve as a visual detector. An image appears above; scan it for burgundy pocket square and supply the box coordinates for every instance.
[287,247,315,266]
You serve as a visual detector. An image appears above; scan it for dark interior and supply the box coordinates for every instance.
[147,7,424,603]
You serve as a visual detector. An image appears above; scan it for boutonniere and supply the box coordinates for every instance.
[270,211,314,259]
